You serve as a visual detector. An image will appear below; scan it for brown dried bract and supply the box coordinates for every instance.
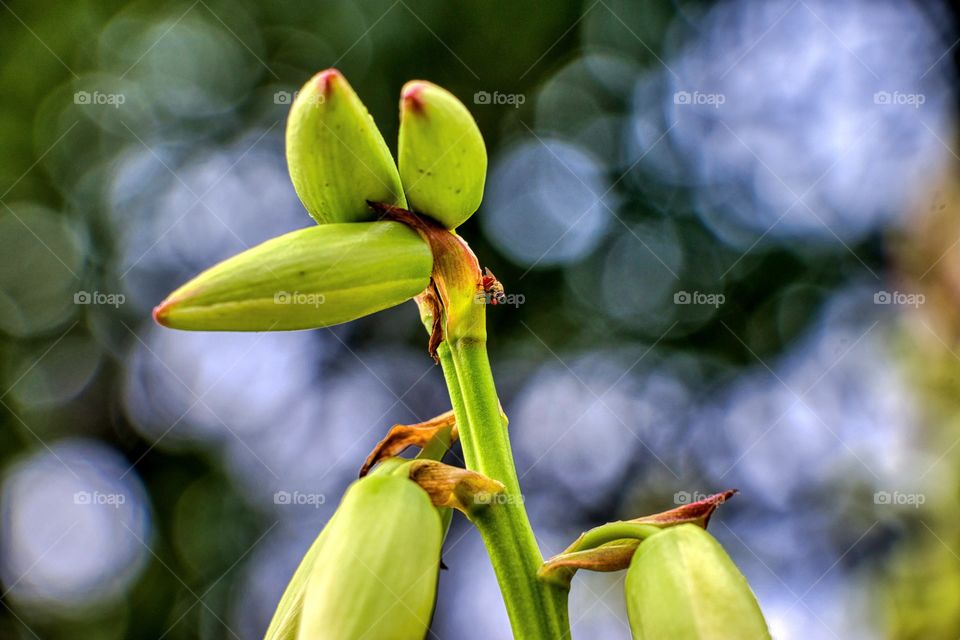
[359,410,458,477]
[369,201,484,356]
[406,460,504,515]
[628,489,737,529]
[415,284,444,361]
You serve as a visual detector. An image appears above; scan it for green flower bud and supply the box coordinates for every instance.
[398,81,487,229]
[286,69,406,224]
[625,525,770,640]
[153,221,431,331]
[295,474,442,640]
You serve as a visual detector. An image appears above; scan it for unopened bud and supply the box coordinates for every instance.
[398,80,487,229]
[154,221,431,331]
[265,474,442,640]
[286,69,406,224]
[625,525,770,640]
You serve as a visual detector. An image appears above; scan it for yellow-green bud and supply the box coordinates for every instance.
[286,68,406,224]
[265,474,442,640]
[296,475,442,640]
[398,81,487,229]
[153,221,431,331]
[625,524,770,640]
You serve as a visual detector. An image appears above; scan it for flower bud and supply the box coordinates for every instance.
[398,81,487,229]
[286,69,406,224]
[625,525,770,640]
[153,221,431,331]
[265,474,443,640]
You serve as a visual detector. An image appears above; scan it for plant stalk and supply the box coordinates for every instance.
[438,338,570,639]
[398,206,570,638]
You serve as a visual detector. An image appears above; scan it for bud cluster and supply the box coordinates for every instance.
[151,67,772,640]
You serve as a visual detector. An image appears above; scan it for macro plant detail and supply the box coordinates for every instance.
[154,69,771,640]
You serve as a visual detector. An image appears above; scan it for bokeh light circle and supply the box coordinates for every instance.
[0,439,151,611]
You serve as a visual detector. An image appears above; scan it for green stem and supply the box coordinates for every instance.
[439,338,570,639]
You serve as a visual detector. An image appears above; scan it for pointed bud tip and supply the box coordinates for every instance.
[153,293,189,327]
[312,68,343,95]
[152,301,172,326]
[401,81,428,115]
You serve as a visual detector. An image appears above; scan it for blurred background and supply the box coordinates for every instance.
[2,0,959,637]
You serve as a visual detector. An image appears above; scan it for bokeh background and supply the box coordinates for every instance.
[2,0,960,638]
